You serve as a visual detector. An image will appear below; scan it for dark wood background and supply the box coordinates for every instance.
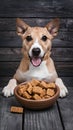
[0,0,73,87]
[0,1,73,130]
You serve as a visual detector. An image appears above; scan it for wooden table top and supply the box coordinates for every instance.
[0,77,73,130]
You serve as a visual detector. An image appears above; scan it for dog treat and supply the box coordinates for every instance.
[18,85,27,96]
[40,81,48,89]
[18,79,56,100]
[23,91,32,99]
[47,83,56,89]
[27,82,32,87]
[33,86,43,94]
[30,79,40,86]
[27,84,33,94]
[43,95,51,99]
[33,94,41,100]
[10,106,23,113]
[47,88,55,96]
[40,89,46,98]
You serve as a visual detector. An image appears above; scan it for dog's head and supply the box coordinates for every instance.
[16,18,60,67]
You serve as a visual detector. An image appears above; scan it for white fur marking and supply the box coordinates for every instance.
[55,78,68,97]
[16,61,53,81]
[29,39,44,57]
[2,79,17,97]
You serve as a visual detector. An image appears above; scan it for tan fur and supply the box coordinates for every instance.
[2,18,68,97]
[22,27,52,52]
[14,19,59,82]
[46,58,57,73]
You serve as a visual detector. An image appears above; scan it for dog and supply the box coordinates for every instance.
[2,18,68,97]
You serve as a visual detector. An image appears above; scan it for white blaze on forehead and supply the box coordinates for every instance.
[29,39,44,57]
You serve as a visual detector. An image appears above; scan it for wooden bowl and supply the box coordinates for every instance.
[14,82,60,110]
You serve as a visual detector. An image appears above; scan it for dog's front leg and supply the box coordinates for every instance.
[2,78,17,97]
[46,58,68,97]
[55,78,68,97]
[2,72,18,97]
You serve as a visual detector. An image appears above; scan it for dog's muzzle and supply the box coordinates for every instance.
[29,47,44,67]
[32,48,41,57]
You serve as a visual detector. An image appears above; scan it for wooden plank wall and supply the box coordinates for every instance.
[0,0,73,87]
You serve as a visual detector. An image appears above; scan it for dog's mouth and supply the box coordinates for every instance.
[29,56,43,67]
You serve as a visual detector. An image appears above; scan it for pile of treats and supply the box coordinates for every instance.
[18,79,56,100]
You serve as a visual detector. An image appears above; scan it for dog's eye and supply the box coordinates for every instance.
[42,35,47,41]
[26,36,32,42]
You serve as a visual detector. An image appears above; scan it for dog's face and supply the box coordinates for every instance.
[16,18,60,67]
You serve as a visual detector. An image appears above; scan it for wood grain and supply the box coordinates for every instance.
[24,104,63,130]
[0,94,22,130]
[0,31,73,47]
[0,18,73,31]
[0,0,73,18]
[0,48,73,62]
[0,0,73,130]
[57,76,73,130]
[0,61,73,77]
[1,76,73,88]
[58,87,73,130]
[0,76,12,87]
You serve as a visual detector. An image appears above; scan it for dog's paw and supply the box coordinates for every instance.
[2,86,14,97]
[2,79,17,97]
[59,85,68,97]
[55,78,68,98]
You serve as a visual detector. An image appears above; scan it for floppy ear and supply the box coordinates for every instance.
[16,18,30,36]
[46,18,60,38]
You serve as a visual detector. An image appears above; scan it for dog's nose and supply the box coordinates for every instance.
[32,48,41,56]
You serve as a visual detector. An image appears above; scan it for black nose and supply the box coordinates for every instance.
[32,48,41,56]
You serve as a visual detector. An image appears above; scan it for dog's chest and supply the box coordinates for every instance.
[18,61,52,81]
